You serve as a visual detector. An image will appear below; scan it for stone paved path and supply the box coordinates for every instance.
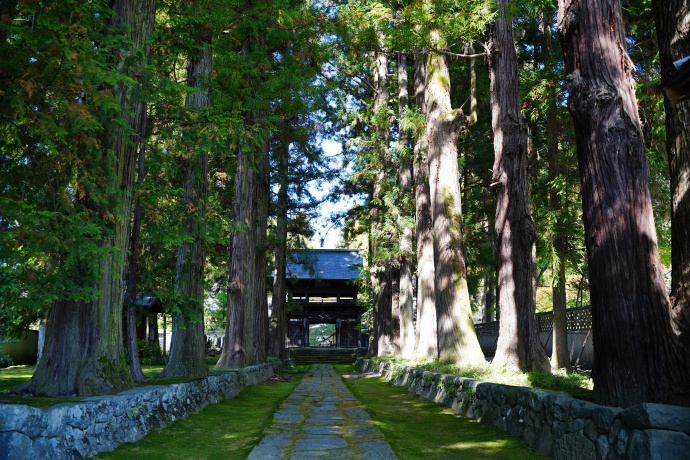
[246,364,397,460]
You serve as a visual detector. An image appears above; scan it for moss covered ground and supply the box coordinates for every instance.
[94,374,303,460]
[0,364,231,408]
[370,355,593,399]
[334,364,541,459]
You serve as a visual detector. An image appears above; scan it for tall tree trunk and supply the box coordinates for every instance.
[413,53,438,359]
[160,23,212,379]
[217,145,254,368]
[397,52,415,359]
[21,0,157,397]
[541,7,571,371]
[483,269,496,322]
[368,230,379,356]
[652,0,690,353]
[125,110,147,382]
[369,42,394,356]
[376,268,393,355]
[252,138,270,363]
[558,0,689,406]
[269,139,289,359]
[489,0,550,372]
[425,30,484,364]
[390,265,401,352]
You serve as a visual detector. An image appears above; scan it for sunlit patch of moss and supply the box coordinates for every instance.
[371,355,593,394]
[335,364,541,459]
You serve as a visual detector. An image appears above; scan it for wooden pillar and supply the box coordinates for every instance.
[336,318,341,348]
[303,318,309,348]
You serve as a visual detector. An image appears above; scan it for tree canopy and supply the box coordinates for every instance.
[1,0,687,407]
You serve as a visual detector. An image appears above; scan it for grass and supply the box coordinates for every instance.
[371,355,593,397]
[0,365,85,408]
[334,364,542,459]
[94,373,304,460]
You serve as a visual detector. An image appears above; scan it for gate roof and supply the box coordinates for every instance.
[286,249,362,281]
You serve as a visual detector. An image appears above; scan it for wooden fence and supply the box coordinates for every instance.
[474,306,593,368]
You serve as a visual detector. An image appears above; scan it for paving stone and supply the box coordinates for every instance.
[246,443,283,459]
[275,410,304,422]
[314,404,337,411]
[295,435,348,450]
[247,364,398,459]
[303,425,341,435]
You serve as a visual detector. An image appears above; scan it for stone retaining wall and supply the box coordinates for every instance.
[0,363,278,459]
[359,359,690,460]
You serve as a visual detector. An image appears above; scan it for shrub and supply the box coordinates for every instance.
[137,340,165,365]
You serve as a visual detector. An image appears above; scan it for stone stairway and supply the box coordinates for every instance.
[291,347,357,365]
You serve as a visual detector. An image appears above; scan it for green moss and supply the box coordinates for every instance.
[369,356,593,394]
[94,377,301,460]
[0,365,33,392]
[334,364,541,459]
[0,364,239,407]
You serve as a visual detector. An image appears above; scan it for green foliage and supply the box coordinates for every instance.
[137,340,166,366]
[124,340,166,366]
[0,0,132,334]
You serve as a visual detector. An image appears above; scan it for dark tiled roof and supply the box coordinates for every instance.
[286,249,362,280]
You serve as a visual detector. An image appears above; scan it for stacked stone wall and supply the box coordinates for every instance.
[359,359,690,460]
[0,363,277,459]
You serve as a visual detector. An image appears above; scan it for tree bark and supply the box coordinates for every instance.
[21,0,157,397]
[489,0,550,372]
[425,30,484,364]
[217,143,255,369]
[652,0,690,353]
[413,53,438,359]
[269,139,289,359]
[558,0,689,406]
[539,7,571,371]
[390,265,401,353]
[125,110,147,382]
[252,138,270,363]
[397,52,415,359]
[160,22,212,379]
[369,41,394,356]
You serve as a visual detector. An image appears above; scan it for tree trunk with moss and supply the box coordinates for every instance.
[160,22,211,379]
[413,53,438,359]
[425,31,484,364]
[490,0,550,372]
[558,0,689,406]
[21,0,157,397]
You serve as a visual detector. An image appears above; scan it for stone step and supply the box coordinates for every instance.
[291,348,357,364]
